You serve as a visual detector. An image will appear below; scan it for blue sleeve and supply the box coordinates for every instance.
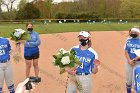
[124,41,129,51]
[28,32,41,46]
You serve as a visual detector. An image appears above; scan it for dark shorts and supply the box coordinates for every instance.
[24,52,39,60]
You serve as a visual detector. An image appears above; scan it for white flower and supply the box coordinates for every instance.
[59,48,67,54]
[14,28,25,34]
[14,28,25,37]
[61,56,70,65]
[14,31,22,37]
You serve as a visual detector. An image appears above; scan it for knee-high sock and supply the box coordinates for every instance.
[8,84,15,93]
[0,87,2,93]
[126,83,131,93]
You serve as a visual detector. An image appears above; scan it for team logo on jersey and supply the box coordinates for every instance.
[0,44,8,49]
[75,55,91,63]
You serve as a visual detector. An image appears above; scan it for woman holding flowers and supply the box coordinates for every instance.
[0,32,15,93]
[24,22,41,78]
[65,31,100,93]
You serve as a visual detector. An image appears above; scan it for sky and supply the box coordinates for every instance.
[1,0,75,11]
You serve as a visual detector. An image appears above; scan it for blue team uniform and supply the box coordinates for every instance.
[125,36,140,93]
[0,38,15,93]
[134,66,140,93]
[0,38,11,63]
[72,45,97,74]
[124,37,140,61]
[24,31,41,57]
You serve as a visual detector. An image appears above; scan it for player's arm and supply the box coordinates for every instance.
[92,59,100,74]
[27,33,41,46]
[132,56,140,63]
[92,65,98,74]
[125,50,134,65]
[125,50,131,61]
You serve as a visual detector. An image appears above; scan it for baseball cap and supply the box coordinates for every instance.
[131,28,140,33]
[78,31,91,37]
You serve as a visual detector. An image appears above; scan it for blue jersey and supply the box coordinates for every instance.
[0,38,11,62]
[24,31,41,56]
[72,45,98,74]
[134,66,140,92]
[124,37,140,60]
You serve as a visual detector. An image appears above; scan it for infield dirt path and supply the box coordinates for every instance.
[3,31,130,93]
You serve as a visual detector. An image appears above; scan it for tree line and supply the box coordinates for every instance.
[0,0,140,20]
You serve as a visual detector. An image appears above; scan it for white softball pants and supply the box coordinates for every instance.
[67,74,92,93]
[0,61,14,87]
[126,61,140,86]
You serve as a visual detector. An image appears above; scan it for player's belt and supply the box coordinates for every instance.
[0,59,10,63]
[76,72,89,75]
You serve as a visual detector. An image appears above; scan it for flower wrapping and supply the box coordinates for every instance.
[53,48,85,92]
[10,28,30,63]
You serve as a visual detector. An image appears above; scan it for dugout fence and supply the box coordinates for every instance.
[1,18,140,24]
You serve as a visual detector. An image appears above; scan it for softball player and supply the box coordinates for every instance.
[65,31,100,93]
[124,27,140,93]
[0,37,15,93]
[24,22,41,78]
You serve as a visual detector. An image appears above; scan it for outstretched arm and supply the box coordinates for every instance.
[92,59,100,74]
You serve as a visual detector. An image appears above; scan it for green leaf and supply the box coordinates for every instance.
[66,61,75,67]
[56,54,63,59]
[21,32,30,40]
[70,49,76,55]
[63,53,70,56]
[53,55,57,59]
[74,57,82,65]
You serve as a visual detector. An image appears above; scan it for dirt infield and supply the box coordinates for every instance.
[3,31,129,93]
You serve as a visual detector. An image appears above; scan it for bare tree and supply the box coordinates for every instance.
[0,0,2,13]
[1,0,17,12]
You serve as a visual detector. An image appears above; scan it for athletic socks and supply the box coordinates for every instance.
[8,84,15,93]
[0,87,2,93]
[126,83,131,93]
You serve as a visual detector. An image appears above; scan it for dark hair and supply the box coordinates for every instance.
[88,40,92,47]
[26,22,33,27]
[87,31,92,47]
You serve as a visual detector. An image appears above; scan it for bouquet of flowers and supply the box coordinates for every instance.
[53,48,85,92]
[10,28,30,42]
[10,28,30,63]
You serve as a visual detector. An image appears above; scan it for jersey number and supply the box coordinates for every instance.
[130,48,135,53]
[0,49,5,55]
[79,63,84,69]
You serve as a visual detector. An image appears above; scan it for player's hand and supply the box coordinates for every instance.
[15,78,35,93]
[94,59,101,68]
[128,60,134,66]
[65,67,76,75]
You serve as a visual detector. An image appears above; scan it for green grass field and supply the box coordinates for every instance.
[0,22,140,37]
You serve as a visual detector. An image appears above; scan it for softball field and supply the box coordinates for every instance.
[3,31,128,93]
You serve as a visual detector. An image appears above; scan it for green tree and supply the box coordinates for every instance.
[0,0,2,19]
[120,0,140,18]
[17,0,27,10]
[34,0,48,18]
[45,0,52,18]
[16,2,40,20]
